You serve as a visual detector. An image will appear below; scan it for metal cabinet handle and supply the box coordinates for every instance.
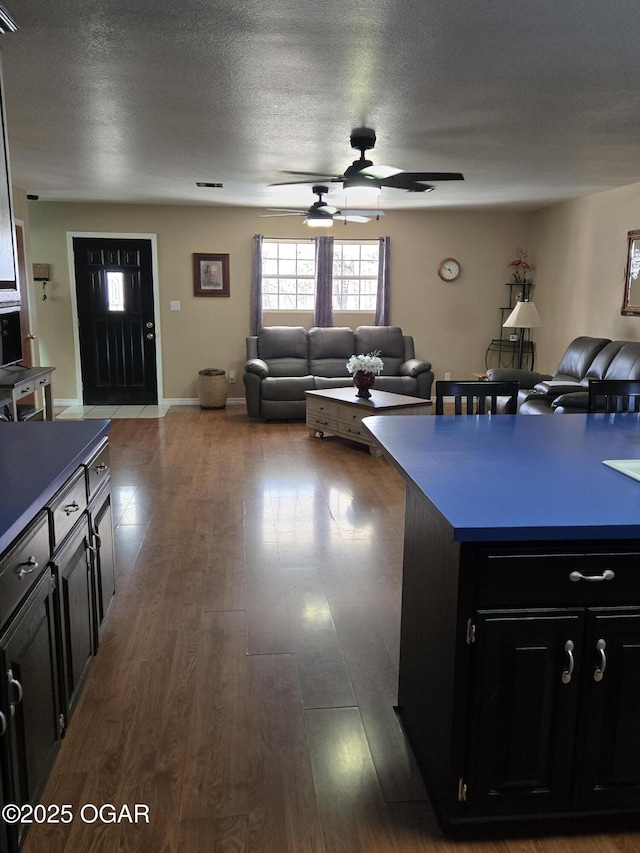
[594,639,607,682]
[7,669,22,715]
[63,501,80,516]
[562,640,575,683]
[316,419,328,426]
[569,569,615,583]
[16,555,38,579]
[0,711,6,736]
[95,462,108,474]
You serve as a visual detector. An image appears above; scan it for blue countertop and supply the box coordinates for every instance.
[363,413,640,542]
[0,421,111,554]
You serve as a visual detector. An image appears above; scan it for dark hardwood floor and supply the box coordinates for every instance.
[23,406,640,852]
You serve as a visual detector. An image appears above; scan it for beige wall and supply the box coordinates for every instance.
[25,200,533,402]
[531,182,640,373]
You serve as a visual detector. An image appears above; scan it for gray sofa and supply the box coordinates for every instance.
[244,325,433,420]
[488,336,640,413]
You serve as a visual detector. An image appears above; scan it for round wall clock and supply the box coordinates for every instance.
[438,258,461,281]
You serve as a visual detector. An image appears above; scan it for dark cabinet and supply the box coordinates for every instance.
[0,570,60,848]
[465,606,640,818]
[53,516,94,720]
[89,487,115,646]
[397,484,640,829]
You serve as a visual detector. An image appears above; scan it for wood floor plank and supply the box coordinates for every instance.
[247,653,326,853]
[180,610,250,820]
[331,602,427,803]
[177,815,248,852]
[304,707,400,853]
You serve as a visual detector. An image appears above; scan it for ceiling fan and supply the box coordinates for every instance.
[270,127,464,194]
[260,185,385,227]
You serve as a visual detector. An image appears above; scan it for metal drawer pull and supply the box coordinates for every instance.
[95,462,108,474]
[594,639,607,682]
[16,555,38,579]
[0,711,5,736]
[316,419,328,426]
[7,669,22,715]
[562,640,575,683]
[63,501,80,516]
[569,569,615,583]
[20,386,32,393]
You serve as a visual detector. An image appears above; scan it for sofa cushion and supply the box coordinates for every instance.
[602,341,640,380]
[257,326,309,377]
[261,375,315,400]
[553,336,610,381]
[308,326,354,377]
[581,340,627,383]
[355,326,405,376]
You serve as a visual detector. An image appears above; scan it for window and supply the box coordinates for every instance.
[262,240,316,310]
[261,239,379,311]
[106,271,125,312]
[332,241,379,311]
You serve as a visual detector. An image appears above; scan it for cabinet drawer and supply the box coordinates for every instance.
[14,380,35,400]
[0,510,50,626]
[477,548,640,607]
[307,412,338,432]
[85,439,110,501]
[307,399,339,419]
[49,468,87,549]
[337,420,371,443]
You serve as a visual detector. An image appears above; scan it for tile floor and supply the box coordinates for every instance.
[55,404,172,420]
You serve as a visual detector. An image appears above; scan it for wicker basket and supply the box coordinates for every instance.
[198,368,228,409]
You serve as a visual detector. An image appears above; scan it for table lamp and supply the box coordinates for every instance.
[503,299,543,370]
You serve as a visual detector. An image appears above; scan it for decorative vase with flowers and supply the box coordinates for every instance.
[346,350,384,398]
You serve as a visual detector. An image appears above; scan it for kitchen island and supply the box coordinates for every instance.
[0,421,113,852]
[363,412,640,831]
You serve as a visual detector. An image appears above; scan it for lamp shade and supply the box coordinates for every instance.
[503,300,543,329]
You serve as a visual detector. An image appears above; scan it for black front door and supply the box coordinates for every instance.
[73,237,157,405]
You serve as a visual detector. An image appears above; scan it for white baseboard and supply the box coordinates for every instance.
[55,397,246,408]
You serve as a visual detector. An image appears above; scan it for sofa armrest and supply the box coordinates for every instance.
[244,358,269,379]
[534,380,583,395]
[399,358,432,377]
[487,368,552,387]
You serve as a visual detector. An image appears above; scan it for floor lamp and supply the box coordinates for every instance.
[502,300,543,370]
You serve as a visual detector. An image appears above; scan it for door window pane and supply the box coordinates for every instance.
[106,272,125,312]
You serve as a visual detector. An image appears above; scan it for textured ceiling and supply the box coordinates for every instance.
[2,0,640,212]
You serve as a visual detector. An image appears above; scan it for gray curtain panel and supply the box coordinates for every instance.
[251,234,264,335]
[313,236,334,327]
[375,236,390,326]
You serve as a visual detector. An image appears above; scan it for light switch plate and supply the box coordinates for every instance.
[170,301,181,311]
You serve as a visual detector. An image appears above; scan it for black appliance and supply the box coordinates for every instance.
[0,305,22,367]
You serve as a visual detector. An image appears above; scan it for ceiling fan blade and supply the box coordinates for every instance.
[280,170,342,178]
[358,165,403,179]
[341,209,385,217]
[259,212,304,218]
[269,177,342,186]
[264,208,307,213]
[382,171,464,190]
[335,215,372,223]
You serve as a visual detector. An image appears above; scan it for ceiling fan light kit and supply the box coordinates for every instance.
[262,183,384,227]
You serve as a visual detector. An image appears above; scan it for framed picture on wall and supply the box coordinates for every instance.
[193,253,230,297]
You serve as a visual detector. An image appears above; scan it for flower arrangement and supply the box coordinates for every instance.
[509,247,533,284]
[346,350,384,375]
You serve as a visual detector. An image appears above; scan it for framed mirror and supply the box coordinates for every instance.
[621,229,640,315]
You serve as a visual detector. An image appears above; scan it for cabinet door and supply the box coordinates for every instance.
[574,608,640,809]
[464,609,584,816]
[0,569,59,845]
[54,517,93,719]
[90,490,115,645]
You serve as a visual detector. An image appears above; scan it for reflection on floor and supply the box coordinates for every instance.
[55,404,171,420]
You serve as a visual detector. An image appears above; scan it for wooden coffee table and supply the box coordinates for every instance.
[306,387,432,457]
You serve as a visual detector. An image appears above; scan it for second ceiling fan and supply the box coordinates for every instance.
[271,127,464,194]
[261,185,384,227]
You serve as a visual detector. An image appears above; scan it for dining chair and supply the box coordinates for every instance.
[435,380,519,415]
[587,379,640,413]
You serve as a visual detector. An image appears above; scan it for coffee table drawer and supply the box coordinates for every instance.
[338,420,372,442]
